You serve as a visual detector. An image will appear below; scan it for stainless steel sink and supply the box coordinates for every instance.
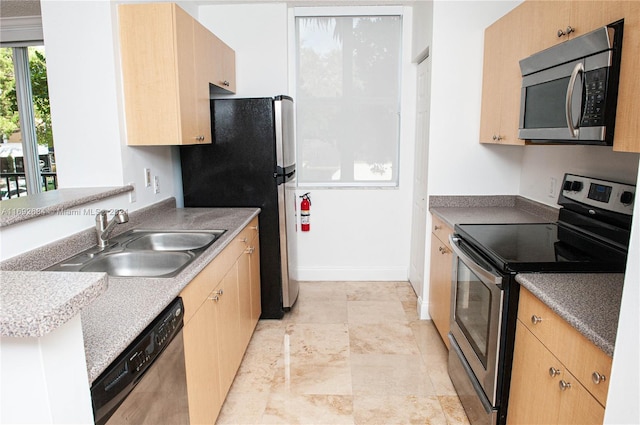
[46,229,226,278]
[122,230,224,251]
[80,251,194,277]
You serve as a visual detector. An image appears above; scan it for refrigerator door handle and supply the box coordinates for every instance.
[275,166,296,185]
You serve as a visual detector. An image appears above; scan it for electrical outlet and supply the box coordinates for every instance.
[144,168,152,187]
[549,177,557,198]
[154,175,160,194]
[128,182,136,203]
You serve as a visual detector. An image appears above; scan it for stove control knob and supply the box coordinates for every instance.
[620,191,634,205]
[570,181,583,192]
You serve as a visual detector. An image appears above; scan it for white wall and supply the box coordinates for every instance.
[40,0,177,205]
[520,146,639,207]
[2,0,184,258]
[426,0,524,197]
[604,161,640,423]
[198,3,290,97]
[198,3,416,281]
[419,0,524,313]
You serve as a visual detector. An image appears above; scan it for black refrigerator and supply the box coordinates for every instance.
[180,96,299,319]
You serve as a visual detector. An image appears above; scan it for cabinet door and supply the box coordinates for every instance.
[428,233,452,348]
[215,36,236,93]
[249,236,262,325]
[215,264,242,396]
[507,320,562,424]
[193,20,215,144]
[479,5,526,145]
[610,1,640,153]
[237,247,253,351]
[173,5,200,145]
[569,1,625,39]
[497,4,526,145]
[479,19,502,144]
[522,1,571,55]
[183,297,222,424]
[556,368,606,425]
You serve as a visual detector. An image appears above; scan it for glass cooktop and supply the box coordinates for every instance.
[455,222,628,273]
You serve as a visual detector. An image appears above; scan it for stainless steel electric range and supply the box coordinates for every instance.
[447,173,635,425]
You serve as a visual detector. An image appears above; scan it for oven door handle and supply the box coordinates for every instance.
[449,235,503,285]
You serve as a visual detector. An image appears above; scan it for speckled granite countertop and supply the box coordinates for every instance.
[0,186,133,227]
[516,273,624,357]
[0,271,108,337]
[0,198,260,383]
[429,195,559,227]
[79,206,259,382]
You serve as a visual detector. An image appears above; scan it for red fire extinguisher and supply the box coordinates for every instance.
[300,193,311,232]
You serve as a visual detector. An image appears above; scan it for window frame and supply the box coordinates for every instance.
[291,6,404,189]
[1,15,51,198]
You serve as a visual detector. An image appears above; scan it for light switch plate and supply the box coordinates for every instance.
[128,182,136,203]
[144,168,151,187]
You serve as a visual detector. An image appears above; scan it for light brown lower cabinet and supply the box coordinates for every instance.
[428,215,454,348]
[507,288,610,424]
[180,217,261,424]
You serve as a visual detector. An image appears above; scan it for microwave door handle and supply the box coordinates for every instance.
[449,235,502,285]
[565,62,584,138]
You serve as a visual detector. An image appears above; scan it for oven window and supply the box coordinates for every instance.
[455,261,492,367]
[524,77,570,129]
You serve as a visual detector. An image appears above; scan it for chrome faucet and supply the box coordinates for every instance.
[95,209,129,248]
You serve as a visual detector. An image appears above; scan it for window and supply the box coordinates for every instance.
[295,11,402,186]
[0,45,56,199]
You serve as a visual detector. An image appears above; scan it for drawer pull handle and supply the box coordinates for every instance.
[434,225,442,230]
[213,289,223,296]
[592,371,606,384]
[209,295,219,302]
[238,237,248,243]
[245,247,255,254]
[438,246,448,255]
[559,380,572,391]
[549,367,561,377]
[531,315,543,325]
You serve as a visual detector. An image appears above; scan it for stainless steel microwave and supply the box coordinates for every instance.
[518,20,623,145]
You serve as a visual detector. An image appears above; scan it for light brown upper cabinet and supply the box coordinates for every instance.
[479,5,526,145]
[480,1,640,152]
[119,3,236,146]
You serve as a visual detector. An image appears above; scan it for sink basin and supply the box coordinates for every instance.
[80,251,194,278]
[46,229,226,278]
[123,230,224,251]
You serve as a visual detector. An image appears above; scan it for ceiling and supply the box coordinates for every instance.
[0,0,418,19]
[0,0,41,18]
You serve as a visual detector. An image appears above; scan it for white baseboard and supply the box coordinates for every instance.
[417,295,431,320]
[296,266,408,282]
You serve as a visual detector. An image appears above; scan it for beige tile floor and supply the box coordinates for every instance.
[216,281,471,425]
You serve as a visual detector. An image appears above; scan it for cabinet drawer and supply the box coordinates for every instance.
[432,215,453,249]
[181,217,258,324]
[181,249,230,324]
[518,287,612,406]
[228,217,259,260]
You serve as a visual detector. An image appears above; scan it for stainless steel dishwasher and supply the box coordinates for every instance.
[91,298,189,425]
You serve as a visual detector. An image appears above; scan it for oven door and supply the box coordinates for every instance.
[448,235,505,409]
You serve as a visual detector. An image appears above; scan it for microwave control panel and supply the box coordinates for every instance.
[581,68,608,127]
[561,173,635,216]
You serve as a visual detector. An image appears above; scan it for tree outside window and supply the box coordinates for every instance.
[0,46,56,199]
[295,14,402,186]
